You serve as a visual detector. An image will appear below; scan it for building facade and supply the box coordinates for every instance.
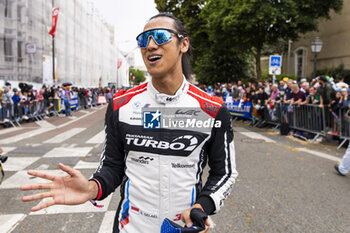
[0,0,129,88]
[286,0,350,79]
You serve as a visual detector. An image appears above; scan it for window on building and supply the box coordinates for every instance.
[17,41,23,63]
[17,5,22,22]
[294,47,306,78]
[4,0,12,18]
[4,38,13,61]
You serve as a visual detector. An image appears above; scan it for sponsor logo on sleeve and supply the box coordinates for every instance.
[114,96,128,109]
[203,103,219,115]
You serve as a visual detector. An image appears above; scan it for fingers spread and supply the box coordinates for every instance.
[22,191,52,202]
[31,199,55,212]
[27,170,55,181]
[20,183,52,191]
[58,163,77,177]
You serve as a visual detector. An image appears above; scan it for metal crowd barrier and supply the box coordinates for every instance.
[0,103,17,127]
[0,98,70,127]
[290,104,326,142]
[1,92,110,129]
[339,108,350,149]
[260,102,283,128]
[258,103,327,142]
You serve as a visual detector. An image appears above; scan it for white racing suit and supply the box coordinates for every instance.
[92,77,238,232]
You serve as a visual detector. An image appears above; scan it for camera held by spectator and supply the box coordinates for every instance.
[0,147,7,163]
[0,155,7,163]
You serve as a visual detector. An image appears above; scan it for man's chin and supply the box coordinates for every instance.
[149,71,166,79]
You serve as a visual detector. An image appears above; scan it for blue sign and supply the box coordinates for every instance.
[58,97,78,112]
[270,56,281,67]
[143,110,161,129]
[226,101,252,119]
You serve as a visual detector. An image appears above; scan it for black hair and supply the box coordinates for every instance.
[149,12,193,80]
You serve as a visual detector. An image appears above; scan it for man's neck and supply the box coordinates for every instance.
[152,73,184,95]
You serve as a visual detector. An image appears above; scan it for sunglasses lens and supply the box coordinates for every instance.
[153,30,172,45]
[137,29,173,48]
[137,31,150,48]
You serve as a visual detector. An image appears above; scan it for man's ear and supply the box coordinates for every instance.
[180,37,190,54]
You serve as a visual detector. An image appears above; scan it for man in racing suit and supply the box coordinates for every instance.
[90,76,238,232]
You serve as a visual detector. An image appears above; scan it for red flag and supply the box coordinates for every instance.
[117,59,123,69]
[49,8,59,38]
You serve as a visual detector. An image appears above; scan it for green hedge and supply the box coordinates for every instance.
[261,72,297,81]
[316,64,350,83]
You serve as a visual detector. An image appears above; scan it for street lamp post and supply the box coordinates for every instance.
[310,37,323,78]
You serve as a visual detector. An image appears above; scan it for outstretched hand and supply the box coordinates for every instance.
[20,163,97,212]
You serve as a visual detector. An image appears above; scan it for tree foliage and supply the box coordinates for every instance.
[155,0,251,84]
[203,0,343,79]
[155,0,343,82]
[129,67,146,84]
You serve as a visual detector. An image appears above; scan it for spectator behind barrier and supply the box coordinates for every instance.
[339,88,350,109]
[317,75,336,108]
[283,80,293,105]
[335,77,349,92]
[290,84,306,107]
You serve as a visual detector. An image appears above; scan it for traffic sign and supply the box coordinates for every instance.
[269,55,282,75]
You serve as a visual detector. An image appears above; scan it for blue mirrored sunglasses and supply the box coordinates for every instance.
[136,28,183,48]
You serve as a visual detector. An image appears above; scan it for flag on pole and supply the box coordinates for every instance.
[117,59,123,69]
[49,8,59,38]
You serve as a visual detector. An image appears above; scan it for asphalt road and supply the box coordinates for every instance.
[0,105,349,233]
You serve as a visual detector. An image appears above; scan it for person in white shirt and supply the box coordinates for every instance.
[335,77,349,92]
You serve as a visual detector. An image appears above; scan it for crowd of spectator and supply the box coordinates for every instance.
[0,82,118,125]
[200,75,350,137]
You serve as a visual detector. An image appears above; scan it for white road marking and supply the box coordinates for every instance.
[35,164,50,170]
[234,127,276,143]
[30,195,112,215]
[0,128,53,144]
[1,147,16,155]
[98,211,115,233]
[68,116,77,120]
[56,110,97,129]
[0,127,23,136]
[68,144,77,148]
[295,147,340,162]
[31,144,42,147]
[0,106,102,144]
[43,147,93,158]
[0,170,66,189]
[43,128,85,143]
[0,214,26,233]
[73,160,100,169]
[86,130,105,144]
[35,120,55,128]
[2,157,40,171]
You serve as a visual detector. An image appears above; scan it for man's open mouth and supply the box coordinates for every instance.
[148,55,162,62]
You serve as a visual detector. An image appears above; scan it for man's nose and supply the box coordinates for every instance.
[147,36,159,50]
